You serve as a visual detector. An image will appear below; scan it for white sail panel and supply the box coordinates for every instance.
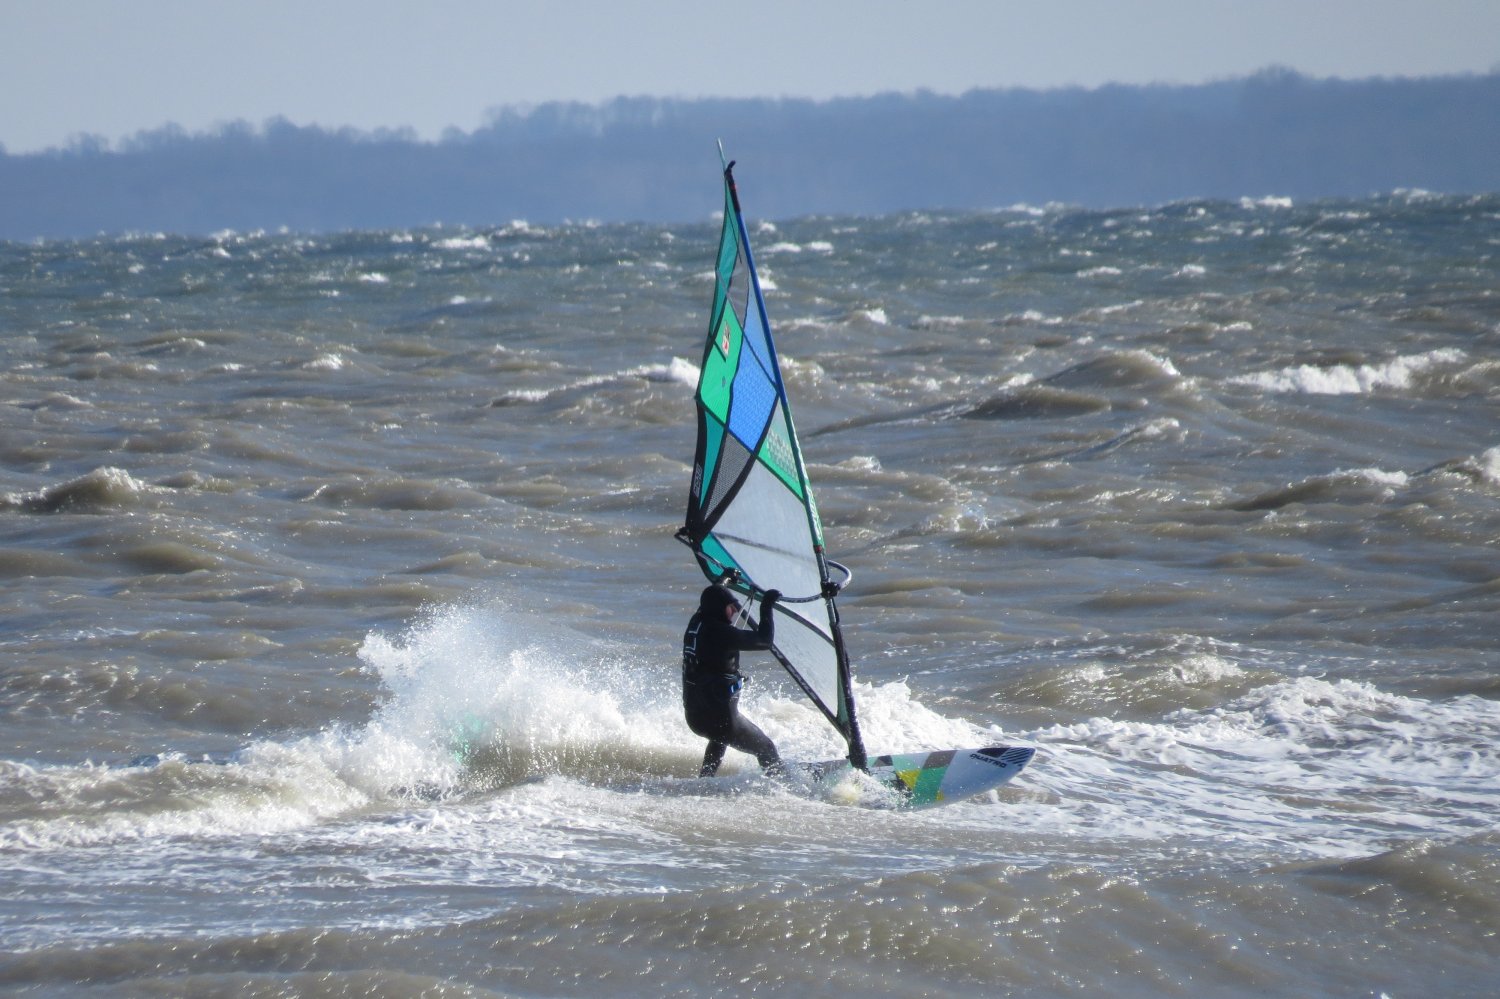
[710,459,824,599]
[766,604,842,714]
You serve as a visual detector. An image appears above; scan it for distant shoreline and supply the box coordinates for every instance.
[4,70,1498,241]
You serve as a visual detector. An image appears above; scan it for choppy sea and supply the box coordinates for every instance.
[2,188,1498,997]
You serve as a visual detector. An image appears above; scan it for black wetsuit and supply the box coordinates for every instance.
[682,589,783,777]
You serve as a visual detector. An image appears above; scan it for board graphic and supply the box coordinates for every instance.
[805,745,1035,809]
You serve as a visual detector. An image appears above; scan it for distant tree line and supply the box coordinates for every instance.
[3,69,1498,240]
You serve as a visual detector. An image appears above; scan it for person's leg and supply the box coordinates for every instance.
[685,684,732,777]
[727,714,782,775]
[699,739,727,777]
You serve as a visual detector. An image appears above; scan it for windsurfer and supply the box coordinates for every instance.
[681,585,785,777]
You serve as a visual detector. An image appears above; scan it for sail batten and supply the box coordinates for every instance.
[681,152,867,768]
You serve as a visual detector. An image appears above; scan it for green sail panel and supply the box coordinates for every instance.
[682,154,861,751]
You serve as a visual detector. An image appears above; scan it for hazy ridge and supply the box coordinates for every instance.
[3,69,1498,240]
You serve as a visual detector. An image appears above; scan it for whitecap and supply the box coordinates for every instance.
[1006,309,1063,326]
[1230,348,1465,395]
[433,236,490,250]
[637,357,699,386]
[914,315,971,329]
[1001,202,1050,217]
[1477,447,1500,484]
[662,356,700,385]
[1013,675,1500,856]
[1241,195,1294,210]
[3,466,150,514]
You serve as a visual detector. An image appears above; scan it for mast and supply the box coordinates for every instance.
[827,589,869,771]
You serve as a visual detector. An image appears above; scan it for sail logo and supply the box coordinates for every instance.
[717,317,734,359]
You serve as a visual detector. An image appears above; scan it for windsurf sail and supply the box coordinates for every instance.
[678,147,868,771]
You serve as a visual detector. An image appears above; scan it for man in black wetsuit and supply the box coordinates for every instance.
[682,584,785,777]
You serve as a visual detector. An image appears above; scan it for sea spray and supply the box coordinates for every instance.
[357,600,690,789]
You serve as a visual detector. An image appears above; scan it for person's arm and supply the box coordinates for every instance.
[727,590,780,651]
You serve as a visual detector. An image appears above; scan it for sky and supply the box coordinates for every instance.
[3,0,1497,154]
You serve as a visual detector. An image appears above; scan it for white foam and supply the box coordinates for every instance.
[1014,309,1064,326]
[303,353,345,371]
[0,746,372,851]
[763,240,834,255]
[1241,195,1294,210]
[837,455,884,473]
[494,358,700,404]
[1475,446,1500,484]
[433,236,490,250]
[914,314,971,329]
[1137,416,1183,440]
[1133,349,1182,378]
[357,602,681,774]
[1011,675,1500,857]
[7,598,1492,870]
[0,603,688,853]
[1345,466,1410,490]
[1231,348,1464,395]
[3,466,150,511]
[655,356,700,386]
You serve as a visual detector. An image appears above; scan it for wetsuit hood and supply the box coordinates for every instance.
[699,585,740,614]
